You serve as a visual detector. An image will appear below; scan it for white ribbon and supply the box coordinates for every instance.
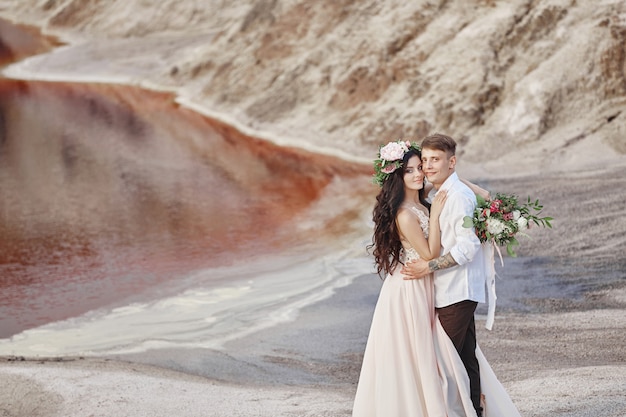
[483,242,499,330]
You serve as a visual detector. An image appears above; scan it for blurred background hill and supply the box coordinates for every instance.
[1,0,625,178]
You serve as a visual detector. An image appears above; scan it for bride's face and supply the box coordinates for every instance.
[403,155,424,191]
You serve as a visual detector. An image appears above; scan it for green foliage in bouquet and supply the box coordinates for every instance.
[463,193,553,257]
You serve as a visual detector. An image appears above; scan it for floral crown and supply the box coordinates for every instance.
[372,139,421,186]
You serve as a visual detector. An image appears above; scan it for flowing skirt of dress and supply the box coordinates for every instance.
[352,267,521,417]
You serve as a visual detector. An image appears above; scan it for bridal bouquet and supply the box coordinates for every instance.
[463,193,553,257]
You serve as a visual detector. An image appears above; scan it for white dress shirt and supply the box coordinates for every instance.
[430,172,487,308]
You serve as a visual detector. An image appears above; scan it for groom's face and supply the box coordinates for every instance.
[421,148,456,188]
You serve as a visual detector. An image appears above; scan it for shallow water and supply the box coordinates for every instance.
[0,250,374,356]
[0,78,373,355]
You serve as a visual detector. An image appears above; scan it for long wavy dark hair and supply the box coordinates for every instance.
[368,149,430,277]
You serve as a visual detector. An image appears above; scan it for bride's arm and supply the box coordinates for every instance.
[460,178,491,201]
[395,192,447,261]
[396,211,437,260]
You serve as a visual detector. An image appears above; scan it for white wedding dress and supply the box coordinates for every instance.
[352,206,521,417]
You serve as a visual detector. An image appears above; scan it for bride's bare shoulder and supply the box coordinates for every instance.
[397,205,428,223]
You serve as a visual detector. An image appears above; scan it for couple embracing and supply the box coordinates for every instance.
[352,133,521,417]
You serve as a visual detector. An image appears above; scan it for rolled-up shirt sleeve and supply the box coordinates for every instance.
[447,193,481,265]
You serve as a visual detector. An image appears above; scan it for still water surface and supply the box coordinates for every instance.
[0,78,373,355]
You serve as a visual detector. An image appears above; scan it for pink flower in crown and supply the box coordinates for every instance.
[490,200,502,213]
[381,163,399,174]
[502,212,514,221]
[379,141,409,161]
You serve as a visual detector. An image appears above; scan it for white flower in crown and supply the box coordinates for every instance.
[379,140,410,161]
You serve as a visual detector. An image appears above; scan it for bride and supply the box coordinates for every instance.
[352,140,521,417]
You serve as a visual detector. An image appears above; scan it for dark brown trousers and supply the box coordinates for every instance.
[436,300,483,416]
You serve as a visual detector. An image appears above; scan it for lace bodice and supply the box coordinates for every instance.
[400,204,429,262]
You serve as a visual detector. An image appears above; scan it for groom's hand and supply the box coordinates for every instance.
[401,259,430,280]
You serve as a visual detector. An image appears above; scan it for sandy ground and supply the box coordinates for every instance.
[0,358,352,417]
[2,277,626,417]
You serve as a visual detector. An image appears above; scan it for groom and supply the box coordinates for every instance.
[402,133,486,417]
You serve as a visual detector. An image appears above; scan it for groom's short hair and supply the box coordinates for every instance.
[421,133,457,157]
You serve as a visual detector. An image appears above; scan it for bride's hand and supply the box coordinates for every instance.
[476,188,491,201]
[430,190,447,218]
